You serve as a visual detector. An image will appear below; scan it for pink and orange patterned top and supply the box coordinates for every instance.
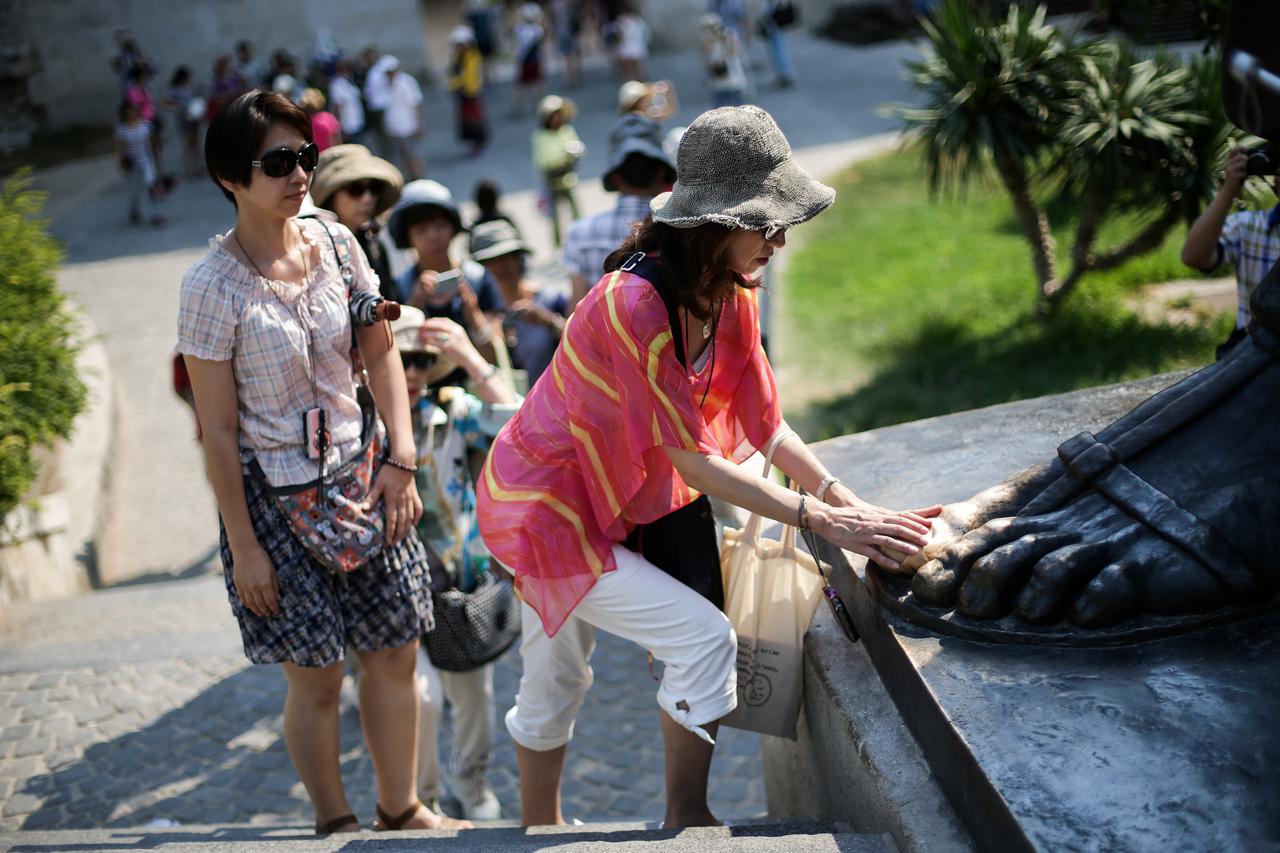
[476,267,783,636]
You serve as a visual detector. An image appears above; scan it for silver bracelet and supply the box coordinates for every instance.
[815,474,840,502]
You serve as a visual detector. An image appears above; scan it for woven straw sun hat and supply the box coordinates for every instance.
[310,144,404,217]
[390,305,458,386]
[650,105,835,232]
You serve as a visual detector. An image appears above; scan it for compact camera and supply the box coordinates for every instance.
[1246,142,1280,177]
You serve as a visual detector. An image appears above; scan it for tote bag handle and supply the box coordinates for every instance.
[739,427,796,546]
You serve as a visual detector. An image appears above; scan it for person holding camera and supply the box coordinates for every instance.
[1182,143,1280,355]
[470,220,568,387]
[387,180,503,375]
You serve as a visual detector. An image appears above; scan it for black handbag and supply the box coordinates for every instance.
[424,569,522,672]
[619,253,724,609]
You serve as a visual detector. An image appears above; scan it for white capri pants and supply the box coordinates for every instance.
[505,544,739,751]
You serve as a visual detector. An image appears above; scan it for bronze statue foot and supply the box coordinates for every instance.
[872,266,1280,643]
[911,492,1239,629]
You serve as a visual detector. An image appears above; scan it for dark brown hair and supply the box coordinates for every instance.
[205,90,312,206]
[604,215,754,318]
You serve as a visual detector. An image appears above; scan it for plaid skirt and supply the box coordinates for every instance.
[220,469,434,668]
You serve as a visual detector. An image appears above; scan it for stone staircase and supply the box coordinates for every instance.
[0,819,896,852]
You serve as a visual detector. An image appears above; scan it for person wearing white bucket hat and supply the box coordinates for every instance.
[477,105,941,827]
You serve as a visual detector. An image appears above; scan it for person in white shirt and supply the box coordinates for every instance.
[328,59,366,143]
[364,53,398,157]
[382,57,424,180]
[512,3,545,118]
[615,6,650,82]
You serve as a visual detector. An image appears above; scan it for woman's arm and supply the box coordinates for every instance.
[356,321,424,544]
[422,317,517,405]
[664,446,937,570]
[185,356,280,617]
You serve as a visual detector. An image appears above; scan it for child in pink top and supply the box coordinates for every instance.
[302,88,343,152]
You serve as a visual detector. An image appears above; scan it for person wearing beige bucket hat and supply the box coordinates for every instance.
[312,144,404,300]
[532,95,585,247]
[476,105,941,828]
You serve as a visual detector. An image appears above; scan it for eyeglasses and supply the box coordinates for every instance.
[401,351,437,370]
[761,224,787,241]
[251,142,319,178]
[343,180,382,198]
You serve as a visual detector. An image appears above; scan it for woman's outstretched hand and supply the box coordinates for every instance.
[810,484,942,571]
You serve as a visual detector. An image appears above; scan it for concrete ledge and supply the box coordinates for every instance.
[0,305,117,605]
[763,606,973,852]
[762,368,1223,845]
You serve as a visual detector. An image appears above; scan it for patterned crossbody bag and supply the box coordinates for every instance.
[242,225,389,573]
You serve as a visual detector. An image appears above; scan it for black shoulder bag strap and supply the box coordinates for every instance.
[620,251,687,367]
[617,252,723,609]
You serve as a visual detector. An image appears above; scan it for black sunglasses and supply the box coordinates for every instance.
[343,180,383,198]
[251,142,319,178]
[401,351,437,370]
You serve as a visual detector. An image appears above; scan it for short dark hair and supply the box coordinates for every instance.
[612,153,675,192]
[475,180,500,213]
[204,90,312,206]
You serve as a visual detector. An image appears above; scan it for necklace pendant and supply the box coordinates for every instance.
[702,322,711,340]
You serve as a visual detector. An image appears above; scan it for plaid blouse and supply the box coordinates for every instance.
[176,218,380,487]
[562,194,653,284]
[1216,206,1280,329]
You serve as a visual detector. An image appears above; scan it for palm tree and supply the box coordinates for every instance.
[891,0,1227,319]
[892,1,1072,309]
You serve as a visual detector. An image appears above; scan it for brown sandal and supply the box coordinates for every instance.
[374,801,472,831]
[315,813,360,835]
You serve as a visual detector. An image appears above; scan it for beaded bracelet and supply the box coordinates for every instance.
[384,457,418,473]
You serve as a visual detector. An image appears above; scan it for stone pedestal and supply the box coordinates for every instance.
[765,373,1280,850]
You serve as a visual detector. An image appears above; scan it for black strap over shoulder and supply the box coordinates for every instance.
[620,251,687,368]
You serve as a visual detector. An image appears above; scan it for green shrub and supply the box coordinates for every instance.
[0,172,86,521]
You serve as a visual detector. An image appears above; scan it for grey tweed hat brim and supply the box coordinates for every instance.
[650,105,835,231]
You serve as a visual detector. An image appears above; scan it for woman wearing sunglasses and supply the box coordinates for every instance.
[476,106,941,827]
[177,91,452,834]
[310,143,403,300]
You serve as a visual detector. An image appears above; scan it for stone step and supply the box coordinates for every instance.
[0,819,897,852]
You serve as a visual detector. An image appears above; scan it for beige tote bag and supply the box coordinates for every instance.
[720,429,825,739]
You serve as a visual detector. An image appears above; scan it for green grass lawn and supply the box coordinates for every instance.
[778,152,1233,440]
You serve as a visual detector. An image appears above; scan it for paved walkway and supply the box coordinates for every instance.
[2,30,920,831]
